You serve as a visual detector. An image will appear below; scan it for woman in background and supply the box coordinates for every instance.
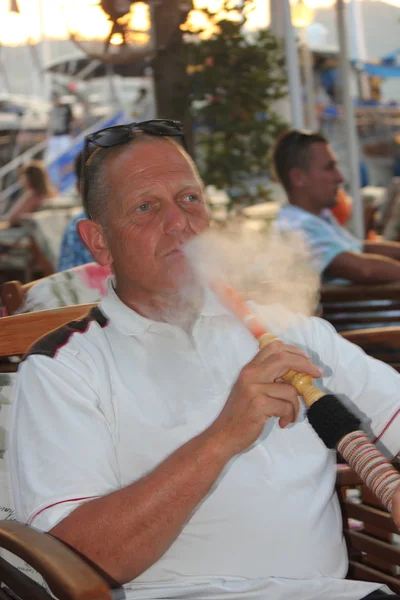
[5,161,57,227]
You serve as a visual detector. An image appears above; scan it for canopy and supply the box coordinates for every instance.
[357,49,400,78]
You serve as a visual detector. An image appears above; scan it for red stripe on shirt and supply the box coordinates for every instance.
[28,495,97,525]
[373,408,400,443]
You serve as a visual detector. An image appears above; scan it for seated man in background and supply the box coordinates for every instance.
[273,129,400,283]
[58,151,94,271]
[9,120,400,600]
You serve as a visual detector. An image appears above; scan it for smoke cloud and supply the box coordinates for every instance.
[185,222,320,322]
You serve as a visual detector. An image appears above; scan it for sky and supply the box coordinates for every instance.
[0,0,398,45]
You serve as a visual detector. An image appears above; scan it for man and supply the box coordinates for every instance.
[9,120,400,600]
[273,129,400,283]
[47,92,74,162]
[58,151,94,271]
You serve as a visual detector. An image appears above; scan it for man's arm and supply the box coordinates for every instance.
[50,341,321,583]
[364,240,400,261]
[50,428,229,583]
[13,344,320,585]
[324,250,400,283]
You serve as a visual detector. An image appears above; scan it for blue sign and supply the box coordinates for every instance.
[48,112,125,193]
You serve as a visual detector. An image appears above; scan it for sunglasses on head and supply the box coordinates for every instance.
[82,119,185,219]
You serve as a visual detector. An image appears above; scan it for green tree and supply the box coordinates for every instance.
[184,0,288,202]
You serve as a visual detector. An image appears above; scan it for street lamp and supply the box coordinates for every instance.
[291,0,317,130]
[291,0,314,29]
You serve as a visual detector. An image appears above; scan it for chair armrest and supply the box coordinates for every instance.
[0,521,115,600]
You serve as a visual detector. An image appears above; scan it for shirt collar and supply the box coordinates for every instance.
[99,277,231,336]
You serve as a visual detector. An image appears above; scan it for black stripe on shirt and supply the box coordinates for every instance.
[23,306,108,360]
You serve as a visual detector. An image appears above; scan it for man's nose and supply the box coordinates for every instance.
[336,168,344,184]
[163,201,188,232]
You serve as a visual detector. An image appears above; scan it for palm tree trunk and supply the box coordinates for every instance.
[151,0,194,156]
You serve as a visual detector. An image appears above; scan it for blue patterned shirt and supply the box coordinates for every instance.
[58,211,94,271]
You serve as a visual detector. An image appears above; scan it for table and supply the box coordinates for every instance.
[0,207,82,281]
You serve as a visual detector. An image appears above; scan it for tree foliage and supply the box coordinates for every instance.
[184,0,288,201]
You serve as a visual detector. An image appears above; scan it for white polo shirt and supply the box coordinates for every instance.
[9,280,400,600]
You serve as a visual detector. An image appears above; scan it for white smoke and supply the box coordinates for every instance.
[185,222,320,321]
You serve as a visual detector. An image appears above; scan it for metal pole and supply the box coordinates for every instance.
[336,0,364,239]
[348,0,369,101]
[269,0,291,124]
[299,28,317,130]
[0,43,11,93]
[282,0,304,129]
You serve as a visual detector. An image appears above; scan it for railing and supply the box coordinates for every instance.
[0,110,125,214]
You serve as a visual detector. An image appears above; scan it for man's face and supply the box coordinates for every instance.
[97,140,209,294]
[296,143,344,210]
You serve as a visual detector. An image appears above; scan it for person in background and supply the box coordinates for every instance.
[273,129,400,284]
[58,151,94,271]
[1,160,57,227]
[47,92,74,162]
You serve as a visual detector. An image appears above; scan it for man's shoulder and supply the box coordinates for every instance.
[276,205,327,230]
[24,306,109,361]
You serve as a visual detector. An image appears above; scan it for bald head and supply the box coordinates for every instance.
[84,135,197,223]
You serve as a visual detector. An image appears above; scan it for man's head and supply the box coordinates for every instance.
[272,129,344,212]
[78,134,209,299]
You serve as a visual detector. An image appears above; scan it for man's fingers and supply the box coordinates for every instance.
[246,353,322,384]
[252,383,300,427]
[252,340,309,366]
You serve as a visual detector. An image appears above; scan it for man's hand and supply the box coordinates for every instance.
[207,340,323,457]
[391,482,400,530]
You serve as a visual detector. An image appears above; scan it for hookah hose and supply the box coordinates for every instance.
[213,280,400,512]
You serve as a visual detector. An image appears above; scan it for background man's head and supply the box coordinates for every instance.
[78,135,209,296]
[272,129,344,212]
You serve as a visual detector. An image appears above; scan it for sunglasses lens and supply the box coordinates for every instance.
[91,127,131,147]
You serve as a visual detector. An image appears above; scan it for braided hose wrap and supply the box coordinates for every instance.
[338,430,400,512]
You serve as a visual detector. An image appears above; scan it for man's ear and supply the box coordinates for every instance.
[77,219,112,267]
[289,167,306,189]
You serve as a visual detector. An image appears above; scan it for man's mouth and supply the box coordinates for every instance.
[165,247,184,257]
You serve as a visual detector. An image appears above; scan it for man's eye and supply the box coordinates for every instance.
[184,194,200,203]
[136,202,151,212]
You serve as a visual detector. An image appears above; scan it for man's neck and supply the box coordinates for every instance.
[115,280,204,335]
[287,194,322,217]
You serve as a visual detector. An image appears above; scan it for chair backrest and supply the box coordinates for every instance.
[0,304,97,358]
[0,263,111,316]
[341,326,400,372]
[0,280,34,316]
[321,283,400,332]
[336,465,400,593]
